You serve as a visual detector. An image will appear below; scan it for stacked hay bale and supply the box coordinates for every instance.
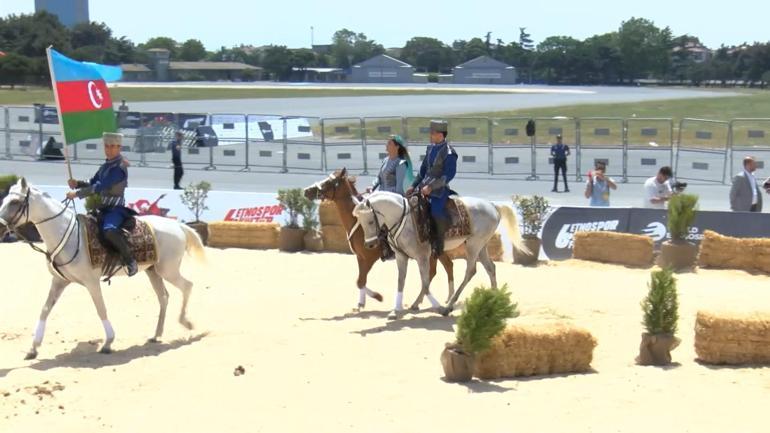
[319,201,352,254]
[698,230,770,273]
[446,233,504,262]
[573,231,653,267]
[207,222,279,249]
[694,311,770,365]
[473,322,597,379]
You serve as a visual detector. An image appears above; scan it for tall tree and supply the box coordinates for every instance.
[617,17,672,81]
[179,39,207,61]
[401,37,454,72]
[142,36,179,58]
[261,45,293,80]
[519,28,534,51]
[0,52,34,88]
[329,29,384,68]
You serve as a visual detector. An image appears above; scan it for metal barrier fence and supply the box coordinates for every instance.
[1,106,769,185]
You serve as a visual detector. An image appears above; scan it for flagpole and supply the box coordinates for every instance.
[45,46,73,182]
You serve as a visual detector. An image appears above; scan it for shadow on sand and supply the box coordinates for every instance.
[0,332,207,377]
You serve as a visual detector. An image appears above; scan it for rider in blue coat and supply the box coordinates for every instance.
[406,120,458,256]
[66,132,138,276]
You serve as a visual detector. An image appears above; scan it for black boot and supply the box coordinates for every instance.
[432,218,449,256]
[104,230,138,276]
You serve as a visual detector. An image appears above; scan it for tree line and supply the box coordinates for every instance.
[1,12,769,87]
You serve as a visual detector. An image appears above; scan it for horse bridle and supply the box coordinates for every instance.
[0,189,81,279]
[362,196,409,248]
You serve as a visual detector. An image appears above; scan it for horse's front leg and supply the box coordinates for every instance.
[410,255,442,312]
[26,277,70,360]
[387,252,409,320]
[85,281,115,354]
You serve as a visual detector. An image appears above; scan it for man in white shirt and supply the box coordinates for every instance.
[643,166,673,209]
[730,156,763,212]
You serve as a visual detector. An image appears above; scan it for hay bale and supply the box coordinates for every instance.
[321,225,352,254]
[694,311,770,365]
[698,230,770,273]
[207,222,280,249]
[319,201,341,227]
[446,233,503,262]
[573,231,653,267]
[474,322,597,379]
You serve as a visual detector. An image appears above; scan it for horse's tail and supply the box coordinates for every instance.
[180,224,206,263]
[495,204,530,256]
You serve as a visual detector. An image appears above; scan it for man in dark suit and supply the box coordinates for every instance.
[730,156,763,212]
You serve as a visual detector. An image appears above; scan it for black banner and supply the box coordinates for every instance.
[541,207,770,260]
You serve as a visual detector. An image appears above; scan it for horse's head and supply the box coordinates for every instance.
[352,198,380,250]
[304,167,352,202]
[0,177,32,231]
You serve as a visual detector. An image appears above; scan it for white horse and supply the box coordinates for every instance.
[0,178,205,359]
[352,191,528,318]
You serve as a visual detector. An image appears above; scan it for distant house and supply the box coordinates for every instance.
[120,64,153,82]
[350,54,414,83]
[168,61,262,81]
[673,42,712,64]
[290,67,346,82]
[453,56,516,85]
[120,48,263,82]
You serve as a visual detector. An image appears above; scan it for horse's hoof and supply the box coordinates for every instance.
[372,292,384,302]
[180,319,194,330]
[387,310,404,320]
[147,337,161,344]
[24,350,37,360]
[99,347,112,354]
[439,307,452,317]
[408,304,420,312]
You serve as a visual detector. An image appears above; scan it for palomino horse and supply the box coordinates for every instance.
[0,179,205,359]
[303,168,455,313]
[353,191,529,317]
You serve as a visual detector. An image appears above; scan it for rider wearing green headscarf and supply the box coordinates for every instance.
[367,134,414,196]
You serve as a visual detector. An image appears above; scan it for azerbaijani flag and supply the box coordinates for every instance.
[47,47,122,144]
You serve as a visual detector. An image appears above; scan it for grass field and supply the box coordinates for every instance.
[0,86,496,105]
[472,89,770,123]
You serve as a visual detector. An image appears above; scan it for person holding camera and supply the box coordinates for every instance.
[584,162,616,206]
[730,156,763,212]
[643,166,673,209]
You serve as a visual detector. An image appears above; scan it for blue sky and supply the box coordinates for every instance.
[2,0,768,50]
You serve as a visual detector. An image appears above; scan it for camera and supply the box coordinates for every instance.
[673,181,688,192]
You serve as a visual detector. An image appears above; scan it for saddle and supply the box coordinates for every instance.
[410,194,472,244]
[79,213,159,273]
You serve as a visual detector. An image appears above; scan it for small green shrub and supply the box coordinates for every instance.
[667,193,698,241]
[641,268,679,335]
[181,181,211,222]
[456,284,519,355]
[512,195,550,238]
[277,188,311,229]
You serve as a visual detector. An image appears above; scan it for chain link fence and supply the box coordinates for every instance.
[1,105,768,185]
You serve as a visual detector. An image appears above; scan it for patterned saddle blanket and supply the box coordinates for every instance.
[79,215,159,269]
[410,196,472,243]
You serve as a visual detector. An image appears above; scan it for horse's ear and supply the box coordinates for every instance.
[340,167,347,177]
[18,177,28,191]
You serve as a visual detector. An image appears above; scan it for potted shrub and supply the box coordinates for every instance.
[302,199,324,252]
[660,193,699,270]
[512,195,549,265]
[181,181,211,245]
[441,284,519,382]
[277,188,309,252]
[637,268,680,366]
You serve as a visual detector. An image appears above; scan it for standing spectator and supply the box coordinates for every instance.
[169,130,184,190]
[730,156,762,212]
[643,166,673,208]
[584,162,616,206]
[550,134,570,193]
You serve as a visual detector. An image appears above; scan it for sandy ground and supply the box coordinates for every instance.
[1,243,770,433]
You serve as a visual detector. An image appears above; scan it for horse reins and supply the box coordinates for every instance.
[0,190,81,281]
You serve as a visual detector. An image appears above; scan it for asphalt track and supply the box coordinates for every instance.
[121,84,740,118]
